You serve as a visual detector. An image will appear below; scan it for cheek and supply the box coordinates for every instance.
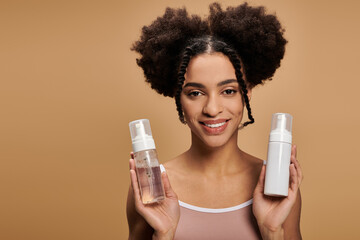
[227,97,244,113]
[180,97,203,121]
[181,99,196,117]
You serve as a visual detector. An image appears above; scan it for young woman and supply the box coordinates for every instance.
[127,3,303,239]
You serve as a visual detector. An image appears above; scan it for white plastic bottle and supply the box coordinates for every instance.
[264,113,293,197]
[129,119,165,204]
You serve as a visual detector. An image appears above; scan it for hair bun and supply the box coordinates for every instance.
[132,7,209,97]
[209,2,287,87]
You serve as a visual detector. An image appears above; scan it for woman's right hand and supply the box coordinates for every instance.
[129,155,180,240]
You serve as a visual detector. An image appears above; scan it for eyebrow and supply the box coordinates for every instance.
[183,79,238,88]
[217,79,237,87]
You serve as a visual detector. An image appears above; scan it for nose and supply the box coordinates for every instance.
[202,95,223,117]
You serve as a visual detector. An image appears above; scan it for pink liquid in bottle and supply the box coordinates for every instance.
[136,165,165,204]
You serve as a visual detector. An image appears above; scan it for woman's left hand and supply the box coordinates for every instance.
[252,145,303,237]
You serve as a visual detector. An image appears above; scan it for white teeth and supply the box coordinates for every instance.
[204,122,226,128]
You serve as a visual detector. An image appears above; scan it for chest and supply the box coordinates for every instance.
[169,171,258,208]
[174,203,262,240]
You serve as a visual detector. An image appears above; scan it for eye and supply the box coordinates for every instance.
[188,91,203,97]
[223,89,237,95]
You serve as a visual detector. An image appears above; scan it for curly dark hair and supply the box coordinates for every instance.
[132,2,287,126]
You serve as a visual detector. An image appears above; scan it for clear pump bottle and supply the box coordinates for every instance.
[129,119,165,204]
[264,113,293,197]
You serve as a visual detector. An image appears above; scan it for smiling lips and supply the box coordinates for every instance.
[200,119,229,134]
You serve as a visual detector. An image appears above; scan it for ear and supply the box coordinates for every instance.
[246,87,252,101]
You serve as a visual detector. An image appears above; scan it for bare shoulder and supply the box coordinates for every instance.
[162,157,177,171]
[161,153,194,198]
[241,150,264,172]
[237,150,264,192]
[162,153,187,175]
[242,150,264,163]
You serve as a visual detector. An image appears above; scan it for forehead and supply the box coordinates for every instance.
[184,53,236,84]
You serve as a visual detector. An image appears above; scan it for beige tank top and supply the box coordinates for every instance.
[160,165,262,240]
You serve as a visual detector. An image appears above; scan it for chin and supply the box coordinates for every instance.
[198,134,235,149]
[205,140,228,149]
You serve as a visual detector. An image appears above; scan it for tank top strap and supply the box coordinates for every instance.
[161,162,265,170]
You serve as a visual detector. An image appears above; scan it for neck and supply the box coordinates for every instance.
[185,131,244,177]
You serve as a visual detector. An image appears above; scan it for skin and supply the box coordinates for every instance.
[127,52,303,240]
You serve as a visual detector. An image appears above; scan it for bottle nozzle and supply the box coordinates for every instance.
[269,113,293,143]
[129,119,156,152]
[135,122,146,137]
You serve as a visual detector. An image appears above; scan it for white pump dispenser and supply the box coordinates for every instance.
[130,119,155,153]
[264,113,293,197]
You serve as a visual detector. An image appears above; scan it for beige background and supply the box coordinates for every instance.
[1,0,359,239]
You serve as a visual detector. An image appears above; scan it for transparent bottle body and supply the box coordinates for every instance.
[134,149,165,204]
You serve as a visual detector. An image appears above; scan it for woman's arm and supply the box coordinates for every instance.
[283,190,302,239]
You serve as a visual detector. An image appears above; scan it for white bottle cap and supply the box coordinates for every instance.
[269,113,292,143]
[129,119,156,152]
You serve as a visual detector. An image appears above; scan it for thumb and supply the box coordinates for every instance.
[162,172,178,200]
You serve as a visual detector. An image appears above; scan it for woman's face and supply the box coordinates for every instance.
[180,52,251,148]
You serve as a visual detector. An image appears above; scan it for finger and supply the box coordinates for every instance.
[289,163,299,193]
[130,152,134,159]
[291,145,297,164]
[162,172,178,199]
[293,145,297,159]
[290,144,303,185]
[292,155,303,186]
[130,169,143,208]
[290,145,303,185]
[129,158,136,171]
